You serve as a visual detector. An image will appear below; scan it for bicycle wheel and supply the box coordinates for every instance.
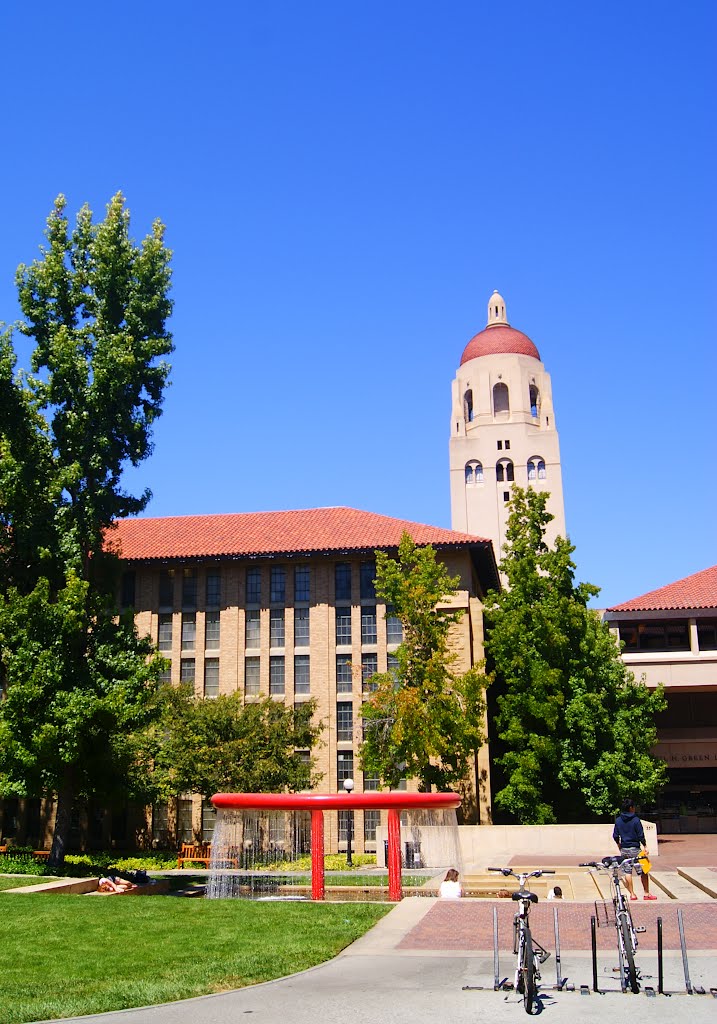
[521,927,538,1014]
[619,915,639,994]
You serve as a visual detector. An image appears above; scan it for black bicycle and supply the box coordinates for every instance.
[489,867,554,1014]
[580,855,641,993]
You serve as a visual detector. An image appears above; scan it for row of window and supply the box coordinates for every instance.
[463,383,540,423]
[464,458,546,485]
[619,620,717,653]
[151,563,380,613]
[164,650,398,698]
[158,606,403,653]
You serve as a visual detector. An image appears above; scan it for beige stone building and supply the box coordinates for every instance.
[450,290,566,559]
[603,565,717,833]
[2,507,494,853]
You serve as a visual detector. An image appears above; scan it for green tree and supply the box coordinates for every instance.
[149,688,323,798]
[0,194,173,864]
[484,487,667,824]
[359,533,488,792]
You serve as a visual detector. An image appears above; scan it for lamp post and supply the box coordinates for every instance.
[343,778,354,866]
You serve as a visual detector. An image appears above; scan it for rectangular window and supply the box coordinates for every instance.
[181,612,196,651]
[270,655,285,695]
[205,610,220,649]
[180,658,195,684]
[386,612,403,644]
[294,655,310,695]
[505,439,511,449]
[206,572,221,608]
[363,773,380,792]
[360,562,376,600]
[204,659,220,697]
[294,606,310,646]
[697,620,717,651]
[338,809,354,843]
[245,656,260,696]
[335,562,352,601]
[201,799,217,843]
[337,749,354,784]
[159,662,172,684]
[159,570,174,608]
[364,809,380,842]
[388,652,399,678]
[270,609,285,647]
[245,609,261,649]
[120,571,136,609]
[337,700,354,741]
[270,566,286,604]
[246,567,261,605]
[177,798,193,843]
[294,566,310,603]
[362,652,378,692]
[336,654,353,693]
[619,621,691,652]
[336,607,352,646]
[182,570,197,609]
[361,607,377,645]
[158,613,173,652]
[497,440,503,450]
[152,802,169,843]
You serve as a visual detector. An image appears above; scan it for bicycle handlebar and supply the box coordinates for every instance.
[487,867,555,878]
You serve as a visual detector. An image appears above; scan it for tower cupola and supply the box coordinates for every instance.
[487,290,508,327]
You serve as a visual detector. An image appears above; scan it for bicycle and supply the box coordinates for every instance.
[580,855,643,993]
[488,867,554,1014]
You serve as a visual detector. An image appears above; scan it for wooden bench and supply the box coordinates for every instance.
[177,842,213,869]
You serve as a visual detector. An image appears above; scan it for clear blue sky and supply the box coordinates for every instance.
[1,2,715,609]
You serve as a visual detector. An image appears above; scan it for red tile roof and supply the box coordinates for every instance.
[108,506,492,563]
[607,565,717,612]
[461,324,541,364]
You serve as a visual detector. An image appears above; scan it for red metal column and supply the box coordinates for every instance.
[387,808,402,901]
[311,809,325,900]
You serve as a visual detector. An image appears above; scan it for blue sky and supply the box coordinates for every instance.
[1,2,715,608]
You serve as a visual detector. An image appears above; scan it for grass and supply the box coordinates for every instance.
[0,875,59,891]
[0,893,390,1024]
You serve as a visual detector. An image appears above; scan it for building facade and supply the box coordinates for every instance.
[0,508,499,852]
[603,565,717,833]
[449,290,566,559]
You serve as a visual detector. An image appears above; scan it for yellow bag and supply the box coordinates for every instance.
[637,848,652,875]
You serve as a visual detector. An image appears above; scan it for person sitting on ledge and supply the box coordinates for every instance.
[439,868,462,898]
[547,886,563,900]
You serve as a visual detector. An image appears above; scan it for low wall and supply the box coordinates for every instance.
[376,821,658,868]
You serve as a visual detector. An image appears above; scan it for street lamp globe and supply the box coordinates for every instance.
[343,777,355,793]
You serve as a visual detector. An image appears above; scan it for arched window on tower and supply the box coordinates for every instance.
[496,459,514,483]
[465,460,483,486]
[464,389,474,423]
[493,382,510,415]
[528,457,547,481]
[529,384,540,418]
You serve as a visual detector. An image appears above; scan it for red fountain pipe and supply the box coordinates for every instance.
[211,792,461,901]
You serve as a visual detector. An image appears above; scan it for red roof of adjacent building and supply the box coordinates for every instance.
[460,324,541,364]
[607,565,717,612]
[108,506,493,563]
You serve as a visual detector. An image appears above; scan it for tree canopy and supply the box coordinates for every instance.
[149,688,323,799]
[484,486,667,824]
[359,533,487,792]
[0,194,173,863]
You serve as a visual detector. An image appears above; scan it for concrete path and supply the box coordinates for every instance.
[41,896,717,1024]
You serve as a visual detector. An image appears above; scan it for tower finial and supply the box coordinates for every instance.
[487,289,508,327]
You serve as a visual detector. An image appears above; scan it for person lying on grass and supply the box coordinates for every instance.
[98,875,136,893]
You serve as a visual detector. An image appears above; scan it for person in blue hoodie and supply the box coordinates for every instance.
[613,798,656,900]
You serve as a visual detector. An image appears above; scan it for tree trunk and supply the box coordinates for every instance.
[48,773,74,868]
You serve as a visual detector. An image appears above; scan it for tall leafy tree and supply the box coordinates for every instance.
[360,533,488,792]
[0,194,173,864]
[484,486,667,824]
[149,689,324,799]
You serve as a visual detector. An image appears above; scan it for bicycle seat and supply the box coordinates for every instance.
[512,890,538,903]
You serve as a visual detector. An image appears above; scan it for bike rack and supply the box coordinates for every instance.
[590,915,600,994]
[677,908,693,994]
[552,906,566,990]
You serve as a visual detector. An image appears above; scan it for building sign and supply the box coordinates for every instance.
[653,741,717,768]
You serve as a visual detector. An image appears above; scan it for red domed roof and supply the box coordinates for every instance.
[460,324,540,364]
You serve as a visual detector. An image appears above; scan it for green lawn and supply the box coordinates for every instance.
[0,875,59,891]
[0,893,390,1024]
